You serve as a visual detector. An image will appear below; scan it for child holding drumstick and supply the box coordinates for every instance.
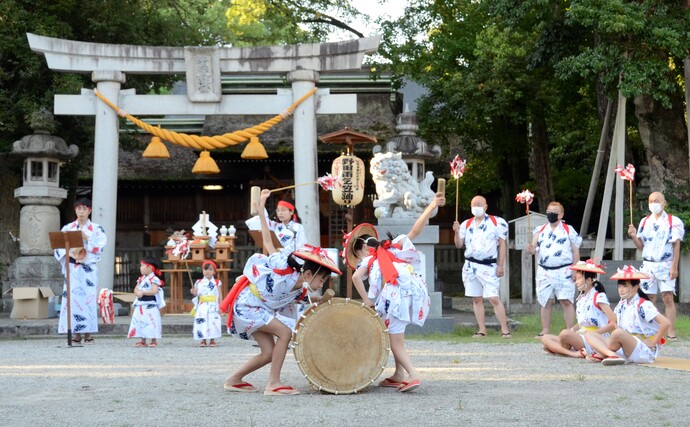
[220,189,342,396]
[349,192,445,393]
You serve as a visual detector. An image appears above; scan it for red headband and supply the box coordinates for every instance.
[278,200,295,211]
[141,261,162,277]
[202,260,217,270]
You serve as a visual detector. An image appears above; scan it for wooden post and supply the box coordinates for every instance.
[521,250,533,304]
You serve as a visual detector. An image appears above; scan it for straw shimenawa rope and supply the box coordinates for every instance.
[93,88,318,150]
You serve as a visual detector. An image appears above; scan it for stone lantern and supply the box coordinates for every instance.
[373,111,442,181]
[9,109,78,292]
[370,111,452,332]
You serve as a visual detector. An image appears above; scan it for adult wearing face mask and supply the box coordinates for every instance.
[527,201,582,338]
[453,195,512,338]
[627,191,685,341]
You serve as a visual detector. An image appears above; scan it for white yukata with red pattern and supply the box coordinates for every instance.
[55,219,107,334]
[361,235,430,334]
[128,273,163,339]
[229,252,303,340]
[575,288,611,354]
[192,276,222,340]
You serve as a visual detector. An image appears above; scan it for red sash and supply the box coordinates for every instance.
[219,275,251,329]
[367,241,404,285]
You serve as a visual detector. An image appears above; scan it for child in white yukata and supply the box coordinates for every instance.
[585,265,670,366]
[541,260,616,359]
[128,257,165,347]
[245,199,306,256]
[55,197,107,344]
[351,192,445,393]
[191,260,222,347]
[220,189,342,396]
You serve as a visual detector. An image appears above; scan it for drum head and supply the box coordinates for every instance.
[293,298,389,394]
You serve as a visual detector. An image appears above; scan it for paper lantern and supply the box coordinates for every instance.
[331,154,365,206]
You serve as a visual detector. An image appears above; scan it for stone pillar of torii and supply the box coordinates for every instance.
[27,33,381,289]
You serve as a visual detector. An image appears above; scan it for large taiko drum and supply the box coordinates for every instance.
[293,297,390,394]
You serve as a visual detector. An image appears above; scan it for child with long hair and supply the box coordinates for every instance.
[350,192,445,393]
[128,256,165,347]
[585,265,671,366]
[220,189,341,395]
[541,260,617,358]
[245,197,305,255]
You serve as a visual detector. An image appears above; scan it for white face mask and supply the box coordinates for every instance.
[648,203,663,215]
[471,206,485,217]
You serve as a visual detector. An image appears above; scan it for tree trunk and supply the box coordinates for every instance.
[530,109,554,212]
[0,156,22,294]
[633,94,689,199]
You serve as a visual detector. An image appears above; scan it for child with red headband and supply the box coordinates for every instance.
[245,198,306,255]
[220,189,342,396]
[128,256,165,347]
[191,260,222,347]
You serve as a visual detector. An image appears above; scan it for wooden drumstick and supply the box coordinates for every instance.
[320,288,335,304]
[250,186,261,216]
[437,178,446,197]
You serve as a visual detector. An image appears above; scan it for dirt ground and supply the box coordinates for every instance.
[1,336,689,426]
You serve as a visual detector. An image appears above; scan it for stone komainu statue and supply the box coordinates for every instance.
[370,152,437,219]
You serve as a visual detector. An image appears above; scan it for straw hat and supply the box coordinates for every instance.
[342,223,378,270]
[569,259,606,275]
[610,265,650,281]
[294,245,342,275]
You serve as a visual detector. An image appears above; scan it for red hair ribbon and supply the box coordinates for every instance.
[367,240,404,285]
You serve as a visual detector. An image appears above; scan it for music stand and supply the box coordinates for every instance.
[49,231,84,347]
[248,230,283,254]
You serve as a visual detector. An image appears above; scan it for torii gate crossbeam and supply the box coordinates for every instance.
[28,33,381,289]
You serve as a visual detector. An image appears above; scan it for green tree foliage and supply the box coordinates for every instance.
[558,0,690,107]
[376,0,689,219]
[225,0,363,46]
[0,0,233,154]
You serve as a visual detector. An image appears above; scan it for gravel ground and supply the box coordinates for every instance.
[1,336,689,426]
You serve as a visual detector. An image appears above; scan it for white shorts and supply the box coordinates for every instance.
[640,261,676,295]
[615,336,659,364]
[386,316,409,335]
[462,261,500,298]
[535,266,575,307]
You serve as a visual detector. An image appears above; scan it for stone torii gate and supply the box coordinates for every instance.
[28,33,381,289]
